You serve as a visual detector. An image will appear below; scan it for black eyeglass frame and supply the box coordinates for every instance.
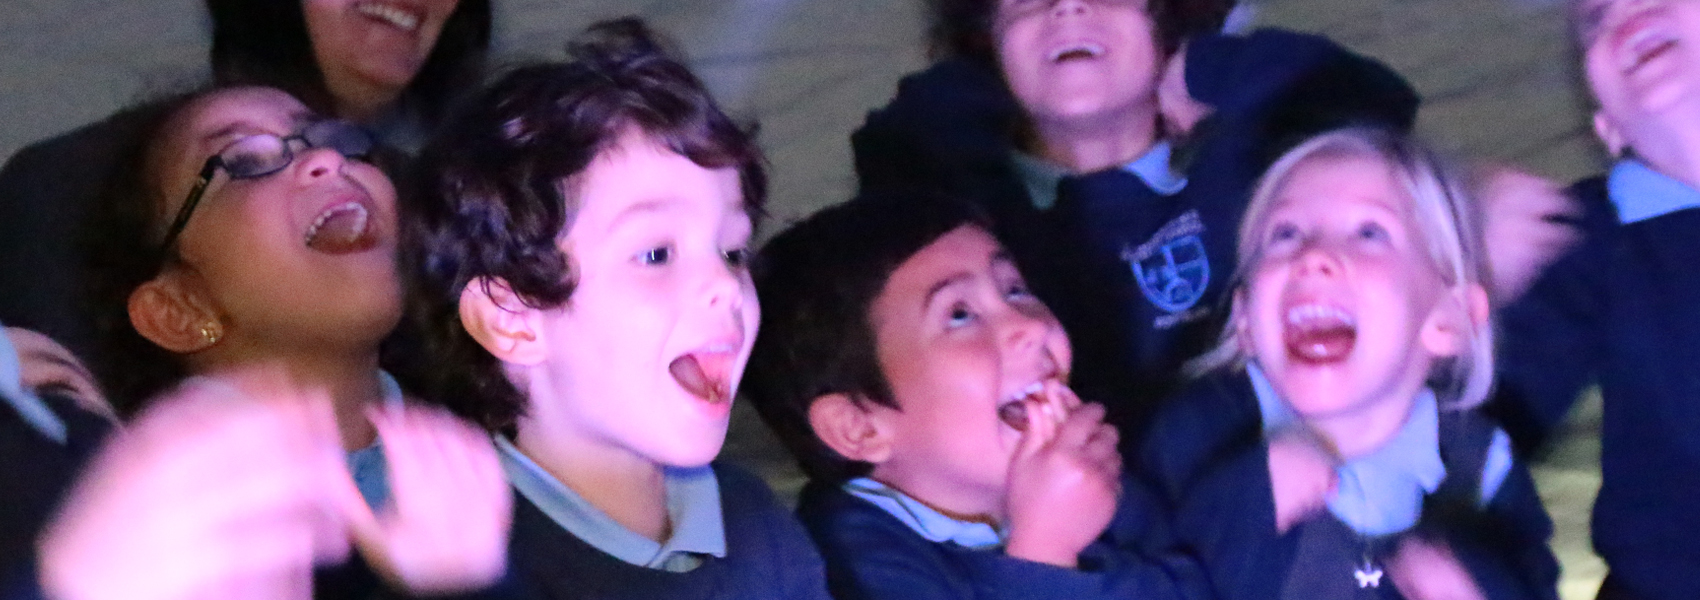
[157,121,375,253]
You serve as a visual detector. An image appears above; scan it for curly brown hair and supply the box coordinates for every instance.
[397,17,768,432]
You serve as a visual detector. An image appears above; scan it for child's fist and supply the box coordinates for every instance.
[346,404,512,594]
[1004,382,1122,569]
[1386,536,1487,600]
[1267,430,1339,533]
[1476,166,1581,304]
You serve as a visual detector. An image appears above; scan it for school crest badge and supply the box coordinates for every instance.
[1122,210,1210,314]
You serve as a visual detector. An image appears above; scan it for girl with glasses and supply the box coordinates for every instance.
[33,85,511,600]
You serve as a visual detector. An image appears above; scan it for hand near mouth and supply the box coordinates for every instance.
[1267,428,1340,534]
[1003,384,1122,569]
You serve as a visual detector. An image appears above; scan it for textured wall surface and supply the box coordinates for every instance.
[0,0,1605,596]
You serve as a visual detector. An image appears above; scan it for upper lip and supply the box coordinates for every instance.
[1046,39,1106,63]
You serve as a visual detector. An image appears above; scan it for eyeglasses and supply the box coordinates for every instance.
[158,120,376,252]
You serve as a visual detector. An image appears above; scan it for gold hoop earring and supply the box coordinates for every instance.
[198,322,222,348]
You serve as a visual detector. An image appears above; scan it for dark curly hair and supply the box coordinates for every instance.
[81,88,217,416]
[743,192,991,483]
[207,0,490,124]
[398,17,768,432]
[927,0,1238,62]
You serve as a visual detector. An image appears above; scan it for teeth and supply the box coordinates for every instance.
[304,202,369,245]
[1621,24,1678,70]
[355,1,420,31]
[1048,42,1104,62]
[1004,381,1046,403]
[1284,304,1354,327]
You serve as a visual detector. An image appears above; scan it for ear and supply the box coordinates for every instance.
[1593,111,1628,158]
[459,277,547,366]
[128,274,222,353]
[807,393,895,465]
[1421,284,1490,358]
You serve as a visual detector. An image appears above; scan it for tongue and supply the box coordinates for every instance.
[1285,323,1356,364]
[306,207,376,255]
[997,402,1030,431]
[670,354,730,404]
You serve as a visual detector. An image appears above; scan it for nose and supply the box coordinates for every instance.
[999,303,1053,355]
[702,255,745,312]
[292,145,347,182]
[1292,238,1343,279]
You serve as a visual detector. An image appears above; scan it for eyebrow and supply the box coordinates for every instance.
[922,271,973,313]
[198,112,315,149]
[607,198,681,230]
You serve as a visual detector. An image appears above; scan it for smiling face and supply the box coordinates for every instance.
[1237,155,1455,426]
[993,0,1160,131]
[1576,0,1700,152]
[525,132,757,469]
[303,0,461,101]
[152,86,401,352]
[865,225,1072,518]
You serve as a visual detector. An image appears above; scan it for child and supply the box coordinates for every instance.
[401,18,830,599]
[1143,129,1558,600]
[53,84,510,599]
[851,0,1420,438]
[1493,1,1700,598]
[743,192,1210,600]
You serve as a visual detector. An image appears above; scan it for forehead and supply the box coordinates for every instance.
[877,226,1005,310]
[571,133,745,224]
[1270,154,1405,213]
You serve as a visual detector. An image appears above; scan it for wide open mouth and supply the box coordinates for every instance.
[669,346,739,404]
[1282,302,1357,365]
[1048,41,1105,64]
[1614,11,1680,76]
[304,196,378,255]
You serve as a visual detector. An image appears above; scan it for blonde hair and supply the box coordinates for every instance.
[1191,128,1496,409]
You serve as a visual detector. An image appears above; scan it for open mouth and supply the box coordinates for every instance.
[1048,42,1105,64]
[303,197,379,255]
[996,381,1051,431]
[1283,302,1356,365]
[1616,13,1681,75]
[669,345,739,404]
[355,0,423,33]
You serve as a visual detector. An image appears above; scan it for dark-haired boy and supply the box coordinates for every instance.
[853,0,1419,443]
[744,194,1207,600]
[1493,2,1700,599]
[404,19,829,600]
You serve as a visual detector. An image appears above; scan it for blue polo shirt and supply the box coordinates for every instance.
[1607,158,1700,224]
[840,478,1004,550]
[495,436,727,573]
[1011,141,1189,210]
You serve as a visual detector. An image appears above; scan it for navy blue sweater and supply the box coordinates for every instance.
[1144,374,1559,600]
[1493,176,1700,600]
[794,477,1212,600]
[851,30,1417,443]
[499,463,830,600]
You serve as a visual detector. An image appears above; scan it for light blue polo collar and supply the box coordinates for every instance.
[1012,140,1189,210]
[496,436,726,572]
[1247,363,1444,536]
[843,478,1005,550]
[0,324,66,444]
[1608,159,1700,224]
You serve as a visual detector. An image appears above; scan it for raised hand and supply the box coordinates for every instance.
[38,375,358,600]
[1476,166,1582,305]
[1266,429,1339,534]
[1003,382,1122,568]
[345,403,512,594]
[1386,536,1488,600]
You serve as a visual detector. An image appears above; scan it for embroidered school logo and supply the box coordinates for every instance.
[1122,210,1210,314]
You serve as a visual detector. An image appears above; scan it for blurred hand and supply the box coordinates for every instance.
[348,404,511,594]
[1386,536,1488,600]
[1477,166,1583,305]
[1158,45,1213,140]
[1267,430,1338,534]
[39,374,357,600]
[1004,382,1122,568]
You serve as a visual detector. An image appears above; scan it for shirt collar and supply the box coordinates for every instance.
[1011,140,1189,210]
[842,478,1005,550]
[496,436,726,572]
[1608,158,1700,224]
[1246,363,1445,536]
[0,323,65,444]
